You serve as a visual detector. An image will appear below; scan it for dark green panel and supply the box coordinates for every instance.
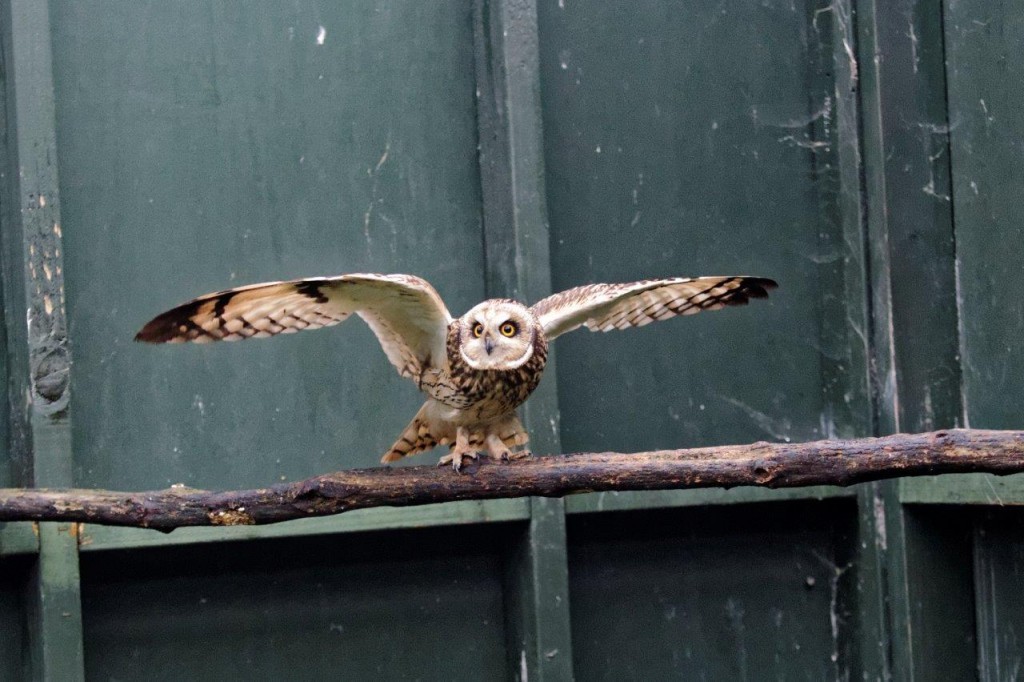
[0,556,29,680]
[51,0,486,489]
[900,508,977,678]
[945,0,1024,429]
[862,0,960,434]
[539,0,864,454]
[81,526,509,681]
[974,511,1024,681]
[567,502,856,680]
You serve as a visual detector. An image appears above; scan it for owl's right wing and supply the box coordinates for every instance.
[135,273,452,381]
[530,276,777,341]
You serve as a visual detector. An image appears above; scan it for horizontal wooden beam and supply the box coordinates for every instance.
[0,429,1021,532]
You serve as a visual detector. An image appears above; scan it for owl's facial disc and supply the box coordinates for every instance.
[459,301,535,371]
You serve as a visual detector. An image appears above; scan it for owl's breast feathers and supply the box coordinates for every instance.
[423,320,548,419]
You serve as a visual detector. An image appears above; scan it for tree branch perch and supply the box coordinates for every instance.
[1,429,1022,532]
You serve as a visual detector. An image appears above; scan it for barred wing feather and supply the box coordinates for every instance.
[135,273,452,380]
[530,276,777,341]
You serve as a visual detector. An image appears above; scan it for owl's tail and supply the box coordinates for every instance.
[380,403,444,463]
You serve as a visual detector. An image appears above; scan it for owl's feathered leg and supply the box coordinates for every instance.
[484,433,513,461]
[478,415,531,462]
[437,426,478,472]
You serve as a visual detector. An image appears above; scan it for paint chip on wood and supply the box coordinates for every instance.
[316,25,326,45]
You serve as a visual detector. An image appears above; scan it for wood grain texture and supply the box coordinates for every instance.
[1,429,1021,532]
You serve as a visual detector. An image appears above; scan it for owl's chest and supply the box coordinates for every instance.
[423,329,548,419]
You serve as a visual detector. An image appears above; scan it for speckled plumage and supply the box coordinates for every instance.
[136,272,775,471]
[442,316,548,418]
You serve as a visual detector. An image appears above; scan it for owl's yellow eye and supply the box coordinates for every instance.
[500,322,517,337]
[472,323,484,338]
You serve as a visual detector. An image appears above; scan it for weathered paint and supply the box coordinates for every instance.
[0,0,1021,679]
[0,0,84,679]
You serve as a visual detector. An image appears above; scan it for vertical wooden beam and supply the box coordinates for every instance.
[858,0,962,436]
[473,1,573,679]
[815,2,895,677]
[0,0,83,679]
[855,0,910,676]
[853,0,973,679]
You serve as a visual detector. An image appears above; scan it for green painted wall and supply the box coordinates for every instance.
[81,527,510,680]
[51,0,487,490]
[568,502,856,680]
[945,0,1024,431]
[1,0,1022,680]
[539,0,864,457]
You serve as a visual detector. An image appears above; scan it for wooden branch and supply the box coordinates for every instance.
[1,429,1022,532]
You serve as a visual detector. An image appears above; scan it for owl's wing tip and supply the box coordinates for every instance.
[134,305,198,343]
[747,277,778,297]
[134,319,173,343]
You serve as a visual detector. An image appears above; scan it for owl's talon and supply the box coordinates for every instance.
[438,427,479,472]
[438,449,479,472]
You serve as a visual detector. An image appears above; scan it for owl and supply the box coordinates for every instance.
[136,274,776,471]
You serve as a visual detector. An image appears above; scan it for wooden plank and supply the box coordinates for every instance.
[79,499,529,552]
[566,486,852,514]
[901,473,1024,505]
[974,513,1024,681]
[944,7,1024,675]
[867,0,962,436]
[943,0,1024,433]
[0,522,38,557]
[475,1,573,678]
[810,3,892,677]
[0,1,84,678]
[853,1,978,678]
[850,1,902,678]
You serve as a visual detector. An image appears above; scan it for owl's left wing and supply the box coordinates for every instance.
[530,276,777,341]
[135,273,452,381]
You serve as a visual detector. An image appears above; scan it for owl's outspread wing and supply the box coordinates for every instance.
[135,273,452,380]
[530,276,777,340]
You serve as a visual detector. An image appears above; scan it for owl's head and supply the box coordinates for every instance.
[457,299,537,370]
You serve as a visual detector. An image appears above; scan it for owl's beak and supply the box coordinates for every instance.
[484,335,495,355]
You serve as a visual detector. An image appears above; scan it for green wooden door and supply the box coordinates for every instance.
[1,0,1022,680]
